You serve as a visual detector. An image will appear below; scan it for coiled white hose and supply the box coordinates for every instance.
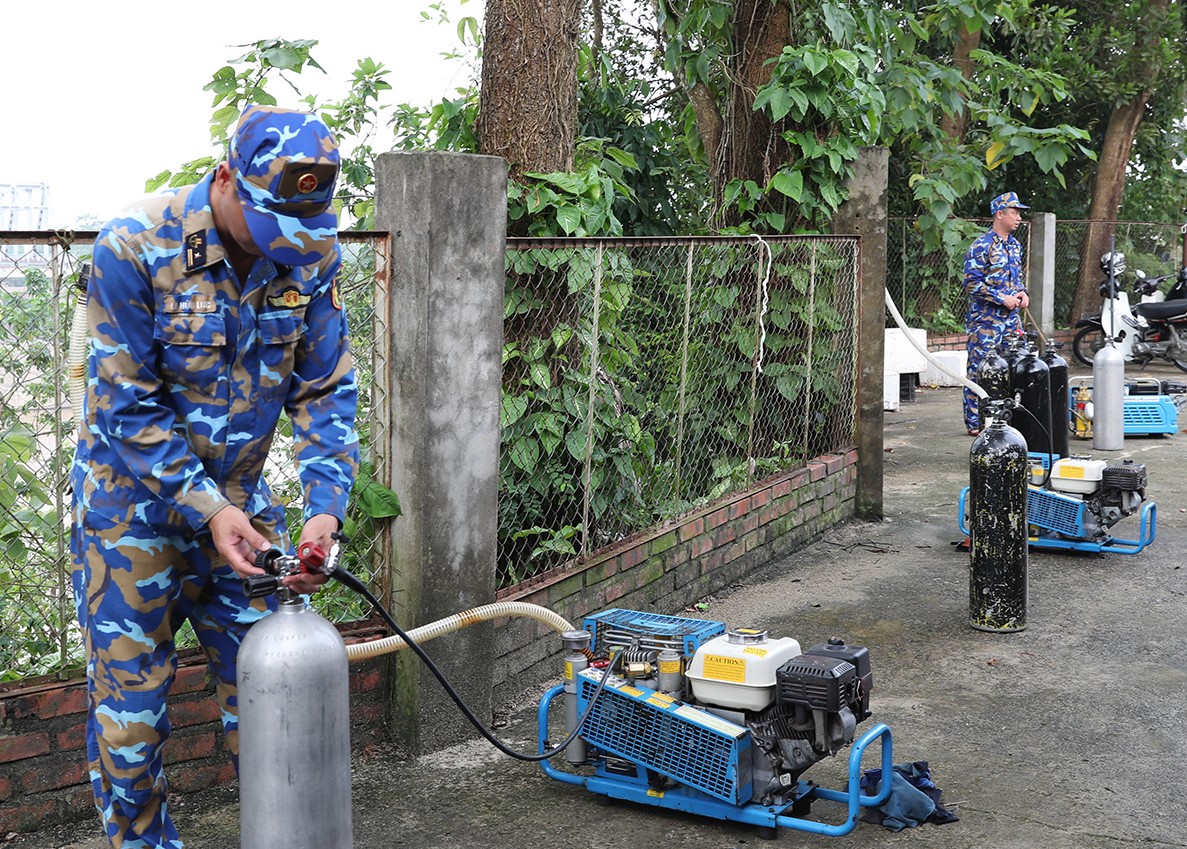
[68,288,89,432]
[344,600,575,662]
[884,288,986,399]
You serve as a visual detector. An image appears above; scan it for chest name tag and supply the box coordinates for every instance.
[164,295,216,314]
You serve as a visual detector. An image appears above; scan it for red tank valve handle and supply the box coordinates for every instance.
[296,541,328,573]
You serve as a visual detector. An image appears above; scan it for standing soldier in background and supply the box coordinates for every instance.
[71,105,360,849]
[963,191,1030,436]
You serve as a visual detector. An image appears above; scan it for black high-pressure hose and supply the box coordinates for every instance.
[328,566,620,763]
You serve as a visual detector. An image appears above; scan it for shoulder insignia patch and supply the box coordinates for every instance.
[268,288,313,309]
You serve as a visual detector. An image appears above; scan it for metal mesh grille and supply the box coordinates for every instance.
[499,236,860,587]
[1027,488,1085,537]
[584,608,726,657]
[577,668,751,803]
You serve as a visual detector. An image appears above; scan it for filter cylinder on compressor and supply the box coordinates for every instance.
[561,630,591,765]
[1012,347,1052,456]
[1092,343,1125,450]
[1042,344,1069,459]
[238,600,353,849]
[975,345,1012,430]
[968,406,1028,633]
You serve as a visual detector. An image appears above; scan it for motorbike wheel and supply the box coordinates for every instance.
[1072,325,1107,367]
[1169,346,1187,373]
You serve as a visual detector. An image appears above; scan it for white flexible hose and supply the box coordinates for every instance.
[68,289,89,432]
[345,600,576,662]
[884,288,987,399]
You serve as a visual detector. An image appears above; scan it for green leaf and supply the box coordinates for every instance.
[770,169,804,201]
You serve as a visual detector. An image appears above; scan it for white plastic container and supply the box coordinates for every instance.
[686,628,802,711]
[1050,458,1107,495]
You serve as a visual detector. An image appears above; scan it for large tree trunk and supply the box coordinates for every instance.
[939,22,981,142]
[476,0,580,180]
[1070,0,1172,323]
[720,0,791,214]
[1071,99,1151,321]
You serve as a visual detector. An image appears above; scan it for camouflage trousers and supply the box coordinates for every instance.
[965,314,1023,431]
[71,507,283,849]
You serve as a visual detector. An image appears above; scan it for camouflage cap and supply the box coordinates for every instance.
[989,191,1030,215]
[228,105,340,266]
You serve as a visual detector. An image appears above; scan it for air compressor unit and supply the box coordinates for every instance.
[537,608,892,838]
[959,454,1156,554]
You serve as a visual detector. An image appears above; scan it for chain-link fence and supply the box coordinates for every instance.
[888,217,1187,333]
[1053,220,1184,325]
[498,236,860,588]
[0,231,388,682]
[886,218,1032,334]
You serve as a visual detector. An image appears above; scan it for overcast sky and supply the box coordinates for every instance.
[3,0,481,228]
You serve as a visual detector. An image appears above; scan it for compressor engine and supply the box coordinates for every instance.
[564,609,873,809]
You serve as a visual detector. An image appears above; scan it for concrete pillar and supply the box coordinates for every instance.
[374,151,508,753]
[1028,212,1056,338]
[834,147,889,521]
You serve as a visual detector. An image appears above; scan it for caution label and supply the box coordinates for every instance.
[702,654,747,683]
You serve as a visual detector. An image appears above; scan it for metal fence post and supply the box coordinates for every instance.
[1028,212,1057,339]
[374,151,508,754]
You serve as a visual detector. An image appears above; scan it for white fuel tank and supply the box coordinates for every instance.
[686,628,802,711]
[1050,457,1107,494]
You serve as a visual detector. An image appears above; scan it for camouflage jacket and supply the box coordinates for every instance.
[963,228,1025,322]
[72,175,359,532]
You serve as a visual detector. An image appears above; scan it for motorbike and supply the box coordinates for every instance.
[1071,251,1187,372]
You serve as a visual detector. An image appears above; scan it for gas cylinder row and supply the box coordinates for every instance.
[976,333,1069,460]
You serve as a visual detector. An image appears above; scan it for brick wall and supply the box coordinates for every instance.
[1,448,857,835]
[0,631,387,835]
[928,329,1075,352]
[491,448,858,702]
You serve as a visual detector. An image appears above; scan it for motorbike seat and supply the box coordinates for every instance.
[1133,299,1187,321]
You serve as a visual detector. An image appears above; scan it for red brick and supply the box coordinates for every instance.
[168,697,222,728]
[0,732,51,763]
[0,775,13,802]
[727,500,747,520]
[0,795,58,833]
[678,516,705,542]
[173,664,212,695]
[741,512,761,534]
[55,723,87,752]
[350,666,381,693]
[824,453,845,475]
[706,506,730,530]
[690,536,715,559]
[164,731,218,764]
[605,581,629,603]
[808,461,827,482]
[7,685,87,721]
[167,759,235,793]
[19,755,88,793]
[772,478,792,498]
[750,489,772,509]
[790,469,809,489]
[713,525,737,546]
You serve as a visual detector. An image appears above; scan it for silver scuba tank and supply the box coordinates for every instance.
[237,595,353,849]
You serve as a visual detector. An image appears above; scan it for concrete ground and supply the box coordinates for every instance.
[13,371,1187,849]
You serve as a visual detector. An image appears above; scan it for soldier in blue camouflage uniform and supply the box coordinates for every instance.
[71,105,360,849]
[963,191,1030,435]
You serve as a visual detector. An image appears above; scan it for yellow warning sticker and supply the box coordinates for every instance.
[743,647,769,657]
[647,696,673,710]
[703,654,747,682]
[564,661,573,680]
[647,789,665,798]
[1061,465,1086,479]
[659,659,681,675]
